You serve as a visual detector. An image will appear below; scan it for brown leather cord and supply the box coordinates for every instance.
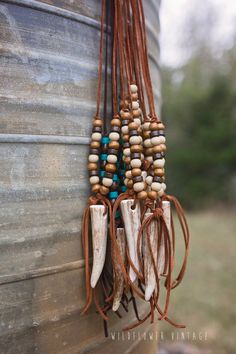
[95,0,106,120]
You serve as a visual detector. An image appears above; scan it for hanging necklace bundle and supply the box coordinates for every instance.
[82,0,190,332]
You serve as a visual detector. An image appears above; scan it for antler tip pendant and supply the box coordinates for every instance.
[81,0,190,334]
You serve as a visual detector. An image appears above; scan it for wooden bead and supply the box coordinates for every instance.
[133,118,141,126]
[90,176,99,185]
[92,184,100,193]
[123,134,129,142]
[131,168,142,177]
[111,118,121,127]
[120,99,129,109]
[107,155,118,163]
[152,145,163,153]
[161,144,167,151]
[151,182,162,191]
[132,101,139,110]
[127,179,133,189]
[130,84,138,93]
[105,163,116,173]
[143,138,152,148]
[133,182,144,192]
[131,93,138,101]
[151,136,161,146]
[87,163,97,171]
[123,156,131,164]
[102,177,113,187]
[91,132,102,141]
[143,131,150,139]
[146,176,153,185]
[157,122,165,130]
[153,158,165,168]
[88,154,99,163]
[121,126,129,134]
[130,159,142,168]
[143,122,150,131]
[109,141,119,150]
[129,136,141,145]
[137,191,148,200]
[128,122,139,130]
[93,118,103,127]
[159,136,166,144]
[154,168,165,177]
[150,122,159,131]
[148,191,158,200]
[90,141,100,149]
[130,145,143,153]
[100,185,109,195]
[109,132,120,141]
[145,147,153,156]
[120,111,132,120]
[133,109,141,118]
[123,148,131,156]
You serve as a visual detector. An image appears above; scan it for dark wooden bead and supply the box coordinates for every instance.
[129,130,138,137]
[90,148,99,155]
[105,164,116,173]
[104,172,113,178]
[101,144,108,152]
[153,153,162,160]
[110,182,119,191]
[153,176,162,183]
[122,119,129,126]
[108,149,119,156]
[133,175,143,183]
[157,130,165,136]
[93,126,102,133]
[111,126,121,133]
[145,147,153,156]
[123,142,130,149]
[150,130,159,138]
[131,152,141,159]
[100,161,106,169]
[89,170,99,177]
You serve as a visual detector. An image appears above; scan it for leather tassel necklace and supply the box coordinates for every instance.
[81,0,190,332]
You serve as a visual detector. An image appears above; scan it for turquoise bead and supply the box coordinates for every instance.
[102,136,110,144]
[101,154,107,161]
[121,186,127,192]
[109,191,118,199]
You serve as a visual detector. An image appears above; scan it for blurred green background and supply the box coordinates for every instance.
[158,1,236,353]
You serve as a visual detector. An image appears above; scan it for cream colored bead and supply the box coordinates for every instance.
[91,132,102,141]
[158,189,164,197]
[109,132,120,141]
[134,118,141,126]
[89,154,99,163]
[162,183,167,191]
[133,182,145,192]
[159,136,166,144]
[123,148,131,156]
[143,122,150,131]
[142,171,147,180]
[151,182,162,192]
[125,170,132,178]
[102,177,113,187]
[132,101,139,110]
[151,136,162,146]
[130,84,138,93]
[90,176,99,185]
[144,138,152,148]
[124,178,129,186]
[146,176,153,185]
[129,135,142,145]
[107,154,118,163]
[130,159,142,168]
[153,158,165,168]
[146,156,153,163]
[121,125,129,134]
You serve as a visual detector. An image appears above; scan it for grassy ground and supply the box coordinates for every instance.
[158,209,236,354]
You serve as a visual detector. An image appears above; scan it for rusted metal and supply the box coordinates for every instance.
[0,0,161,353]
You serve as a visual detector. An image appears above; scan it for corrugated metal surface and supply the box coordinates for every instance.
[0,0,161,353]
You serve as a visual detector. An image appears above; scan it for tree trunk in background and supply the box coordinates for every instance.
[0,0,161,352]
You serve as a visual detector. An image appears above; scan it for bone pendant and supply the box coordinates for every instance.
[90,205,108,288]
[112,228,126,312]
[143,212,158,301]
[120,199,141,282]
[159,201,171,274]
